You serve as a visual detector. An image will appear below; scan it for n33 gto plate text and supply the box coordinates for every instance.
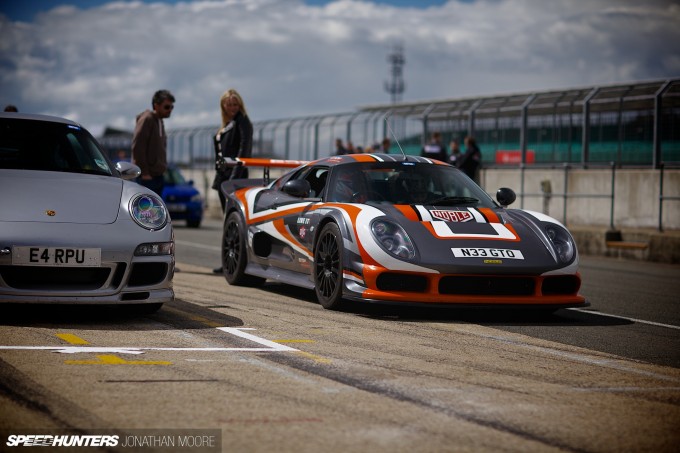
[452,247,525,259]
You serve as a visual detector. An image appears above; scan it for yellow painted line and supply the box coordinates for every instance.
[274,339,315,344]
[56,333,89,345]
[296,351,332,364]
[65,355,172,365]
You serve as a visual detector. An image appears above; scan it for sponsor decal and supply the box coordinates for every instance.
[452,248,525,259]
[484,259,503,264]
[430,210,473,222]
[299,226,307,239]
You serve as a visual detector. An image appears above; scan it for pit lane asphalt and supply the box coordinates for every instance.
[175,219,680,368]
[0,219,678,452]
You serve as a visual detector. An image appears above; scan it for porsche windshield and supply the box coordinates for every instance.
[0,118,113,176]
[327,161,497,207]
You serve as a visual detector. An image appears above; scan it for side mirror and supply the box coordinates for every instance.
[282,179,311,198]
[116,161,141,180]
[496,187,516,207]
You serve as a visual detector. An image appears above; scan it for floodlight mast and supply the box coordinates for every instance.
[384,43,405,104]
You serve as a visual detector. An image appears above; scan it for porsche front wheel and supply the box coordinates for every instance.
[222,212,265,286]
[314,223,346,310]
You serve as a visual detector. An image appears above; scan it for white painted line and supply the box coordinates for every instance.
[0,328,299,355]
[567,308,680,331]
[217,327,299,351]
[174,240,221,252]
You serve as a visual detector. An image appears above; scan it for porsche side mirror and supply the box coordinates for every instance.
[496,187,516,207]
[116,161,142,180]
[282,180,311,198]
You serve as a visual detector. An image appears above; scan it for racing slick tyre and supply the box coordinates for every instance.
[222,211,265,286]
[314,223,346,310]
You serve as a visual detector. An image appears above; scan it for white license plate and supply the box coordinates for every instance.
[12,247,102,267]
[166,203,187,212]
[452,247,525,259]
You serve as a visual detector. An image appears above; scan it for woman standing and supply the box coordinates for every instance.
[212,89,253,273]
[457,136,482,183]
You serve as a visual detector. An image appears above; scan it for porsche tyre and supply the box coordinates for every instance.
[314,223,346,310]
[222,211,265,286]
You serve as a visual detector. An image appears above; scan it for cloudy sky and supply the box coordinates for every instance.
[1,0,678,136]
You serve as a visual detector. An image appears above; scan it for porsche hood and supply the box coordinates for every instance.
[0,170,124,224]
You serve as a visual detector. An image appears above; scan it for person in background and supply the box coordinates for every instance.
[212,88,253,274]
[421,131,447,162]
[379,138,391,154]
[4,105,18,112]
[335,138,348,155]
[131,89,175,196]
[448,139,461,165]
[457,135,482,183]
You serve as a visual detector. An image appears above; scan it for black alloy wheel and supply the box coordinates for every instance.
[314,223,346,309]
[222,212,265,286]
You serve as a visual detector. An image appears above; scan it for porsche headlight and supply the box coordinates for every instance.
[545,225,575,263]
[130,194,168,230]
[371,219,416,260]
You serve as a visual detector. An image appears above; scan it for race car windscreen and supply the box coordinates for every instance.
[327,162,496,207]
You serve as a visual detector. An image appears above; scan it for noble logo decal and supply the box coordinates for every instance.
[430,210,472,222]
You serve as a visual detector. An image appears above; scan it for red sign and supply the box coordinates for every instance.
[495,150,535,164]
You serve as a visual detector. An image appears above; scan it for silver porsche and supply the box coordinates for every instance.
[0,113,174,312]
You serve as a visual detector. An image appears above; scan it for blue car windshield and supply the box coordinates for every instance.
[327,161,496,207]
[0,118,113,176]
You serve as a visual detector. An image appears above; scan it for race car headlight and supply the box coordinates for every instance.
[545,225,575,263]
[130,194,168,230]
[135,242,174,256]
[371,219,416,260]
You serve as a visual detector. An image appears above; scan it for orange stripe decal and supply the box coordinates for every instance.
[394,205,420,221]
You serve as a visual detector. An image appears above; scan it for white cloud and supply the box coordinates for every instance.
[1,0,678,136]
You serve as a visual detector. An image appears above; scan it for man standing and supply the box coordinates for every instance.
[421,131,447,162]
[132,89,175,195]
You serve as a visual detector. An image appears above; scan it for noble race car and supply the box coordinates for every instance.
[217,154,587,311]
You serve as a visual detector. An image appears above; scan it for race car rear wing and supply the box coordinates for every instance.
[218,157,308,184]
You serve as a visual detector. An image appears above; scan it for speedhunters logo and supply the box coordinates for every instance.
[6,435,118,447]
[2,430,221,451]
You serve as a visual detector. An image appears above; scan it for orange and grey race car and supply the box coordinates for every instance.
[218,153,587,311]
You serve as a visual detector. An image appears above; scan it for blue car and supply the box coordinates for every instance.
[163,165,204,228]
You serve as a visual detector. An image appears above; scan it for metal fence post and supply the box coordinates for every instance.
[659,163,665,232]
[609,162,616,230]
[582,87,600,168]
[653,80,673,169]
[563,163,570,225]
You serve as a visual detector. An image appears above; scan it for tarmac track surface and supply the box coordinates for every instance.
[0,221,678,452]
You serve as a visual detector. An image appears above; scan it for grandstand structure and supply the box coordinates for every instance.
[360,78,680,168]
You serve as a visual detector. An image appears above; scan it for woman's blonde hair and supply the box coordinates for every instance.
[219,89,248,128]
